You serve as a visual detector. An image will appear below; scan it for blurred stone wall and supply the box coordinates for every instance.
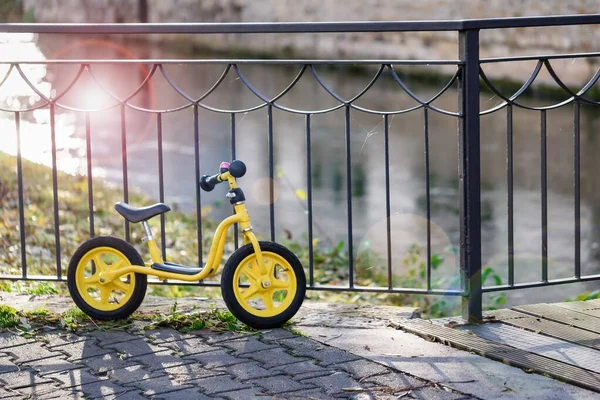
[21,0,600,85]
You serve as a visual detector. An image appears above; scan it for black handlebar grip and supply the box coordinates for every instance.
[200,174,219,192]
[229,160,247,178]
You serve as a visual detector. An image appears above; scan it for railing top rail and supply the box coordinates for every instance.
[0,58,462,65]
[1,14,600,34]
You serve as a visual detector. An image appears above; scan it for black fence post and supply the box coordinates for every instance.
[458,29,483,323]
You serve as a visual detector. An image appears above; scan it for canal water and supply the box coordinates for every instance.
[1,34,599,305]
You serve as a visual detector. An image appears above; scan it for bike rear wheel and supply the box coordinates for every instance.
[67,236,147,320]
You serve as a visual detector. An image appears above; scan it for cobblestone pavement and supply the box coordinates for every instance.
[0,325,472,399]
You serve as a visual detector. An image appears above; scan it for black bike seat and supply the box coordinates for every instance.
[114,202,171,223]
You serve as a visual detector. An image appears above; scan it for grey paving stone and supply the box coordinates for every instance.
[362,372,430,391]
[75,352,139,374]
[225,361,279,380]
[153,387,213,400]
[0,388,19,400]
[37,331,87,349]
[183,349,249,369]
[258,329,298,343]
[400,387,465,400]
[37,388,86,399]
[46,368,107,388]
[0,368,54,389]
[143,328,194,345]
[127,373,194,396]
[302,371,373,396]
[241,348,308,368]
[254,374,313,394]
[0,354,20,375]
[158,336,217,356]
[73,380,133,399]
[163,362,223,382]
[29,356,84,376]
[280,388,337,400]
[100,390,148,400]
[4,341,62,363]
[106,364,167,385]
[52,338,112,361]
[279,337,361,366]
[362,373,463,399]
[6,383,61,398]
[0,333,33,350]
[272,360,333,380]
[191,374,250,395]
[189,329,254,344]
[221,337,278,355]
[104,338,170,359]
[133,351,195,372]
[334,359,390,380]
[85,330,141,346]
[218,387,270,400]
[0,386,23,400]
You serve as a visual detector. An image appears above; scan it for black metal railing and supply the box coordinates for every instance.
[2,15,600,322]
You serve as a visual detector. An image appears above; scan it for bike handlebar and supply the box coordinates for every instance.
[200,160,247,192]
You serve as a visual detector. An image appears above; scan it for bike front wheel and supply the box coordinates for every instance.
[221,241,306,329]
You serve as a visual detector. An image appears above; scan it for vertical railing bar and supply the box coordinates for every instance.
[85,113,94,238]
[267,104,275,241]
[541,109,548,282]
[49,104,61,280]
[458,30,482,323]
[157,113,166,260]
[424,107,432,291]
[345,105,354,288]
[383,114,392,289]
[306,114,315,287]
[15,112,27,278]
[193,105,203,268]
[120,105,130,242]
[507,104,514,286]
[231,112,239,249]
[574,101,581,279]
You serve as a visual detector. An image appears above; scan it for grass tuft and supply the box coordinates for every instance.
[0,305,19,328]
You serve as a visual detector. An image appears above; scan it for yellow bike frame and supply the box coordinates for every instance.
[94,171,268,286]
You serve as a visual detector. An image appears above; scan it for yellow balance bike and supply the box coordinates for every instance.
[67,160,306,329]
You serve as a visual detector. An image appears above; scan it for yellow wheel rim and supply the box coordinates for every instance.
[75,247,136,312]
[232,252,297,318]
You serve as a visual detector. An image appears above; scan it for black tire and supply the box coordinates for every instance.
[221,241,306,329]
[67,236,147,320]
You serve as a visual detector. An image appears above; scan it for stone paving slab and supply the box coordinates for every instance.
[75,352,144,374]
[51,338,113,361]
[37,331,88,348]
[0,368,55,389]
[0,333,31,349]
[162,362,224,383]
[297,324,600,399]
[0,294,477,399]
[106,363,167,385]
[0,323,464,399]
[3,341,60,363]
[35,388,86,400]
[29,356,84,376]
[0,354,21,374]
[6,383,61,398]
[225,361,278,380]
[158,336,217,355]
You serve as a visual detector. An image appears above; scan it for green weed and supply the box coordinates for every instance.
[0,305,19,328]
[25,282,60,296]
